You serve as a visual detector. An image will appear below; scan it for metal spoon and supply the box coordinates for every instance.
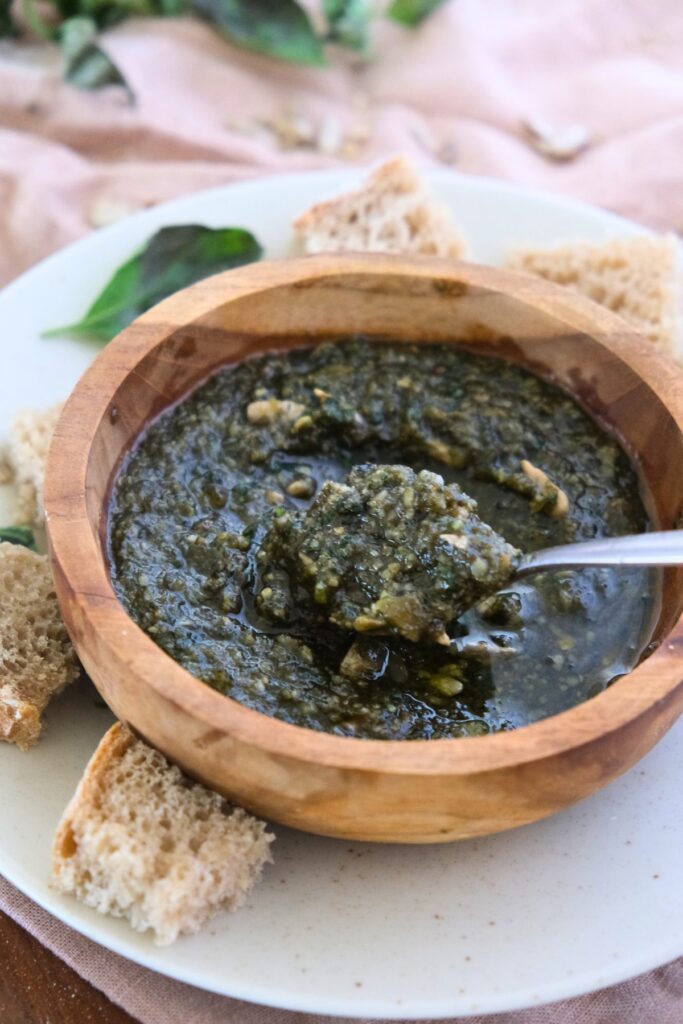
[514,530,683,578]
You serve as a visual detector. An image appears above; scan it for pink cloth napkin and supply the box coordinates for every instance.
[1,0,682,284]
[1,0,682,1019]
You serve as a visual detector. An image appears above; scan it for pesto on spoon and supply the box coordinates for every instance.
[255,463,683,652]
[255,463,521,646]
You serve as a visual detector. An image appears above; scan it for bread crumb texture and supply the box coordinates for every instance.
[3,404,63,526]
[0,542,79,749]
[507,235,683,358]
[293,155,466,258]
[52,723,274,945]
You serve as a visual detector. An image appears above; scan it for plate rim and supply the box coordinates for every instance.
[3,839,682,1021]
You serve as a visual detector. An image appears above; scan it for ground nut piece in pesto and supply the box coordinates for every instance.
[256,465,520,645]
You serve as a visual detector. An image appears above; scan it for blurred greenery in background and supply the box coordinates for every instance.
[0,0,450,99]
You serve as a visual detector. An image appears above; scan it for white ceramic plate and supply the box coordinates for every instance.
[1,171,681,1020]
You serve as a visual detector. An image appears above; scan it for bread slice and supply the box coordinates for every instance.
[3,404,63,526]
[506,235,683,359]
[0,541,79,749]
[52,723,274,945]
[293,156,467,258]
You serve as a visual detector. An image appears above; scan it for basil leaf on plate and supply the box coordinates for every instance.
[192,0,325,66]
[59,16,133,99]
[324,0,371,51]
[0,527,37,550]
[387,0,449,27]
[45,224,263,343]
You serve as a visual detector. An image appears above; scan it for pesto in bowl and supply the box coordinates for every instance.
[108,340,656,740]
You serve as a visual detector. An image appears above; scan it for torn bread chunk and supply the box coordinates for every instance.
[52,723,274,946]
[506,235,683,359]
[4,404,63,526]
[293,156,467,258]
[0,541,79,749]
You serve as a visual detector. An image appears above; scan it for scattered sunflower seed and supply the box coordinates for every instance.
[410,125,458,165]
[230,106,371,159]
[521,118,591,162]
[317,113,345,155]
[88,195,142,229]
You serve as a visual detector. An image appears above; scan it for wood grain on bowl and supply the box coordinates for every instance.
[44,255,683,843]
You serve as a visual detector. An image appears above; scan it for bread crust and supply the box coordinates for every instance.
[507,235,683,358]
[53,721,133,861]
[4,403,62,526]
[293,156,467,259]
[0,542,79,749]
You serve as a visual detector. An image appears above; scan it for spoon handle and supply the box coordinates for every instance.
[516,530,683,577]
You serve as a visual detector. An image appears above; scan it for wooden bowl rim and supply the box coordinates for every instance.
[46,253,683,777]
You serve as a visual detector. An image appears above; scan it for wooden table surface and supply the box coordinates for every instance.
[0,910,137,1024]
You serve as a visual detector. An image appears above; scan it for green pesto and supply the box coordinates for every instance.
[255,464,520,645]
[108,340,656,740]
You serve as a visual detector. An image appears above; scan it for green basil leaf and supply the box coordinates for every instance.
[0,0,18,36]
[73,0,167,31]
[45,224,263,343]
[324,0,370,51]
[387,0,448,27]
[53,0,89,19]
[59,16,134,99]
[13,0,168,38]
[60,16,101,58]
[153,0,188,14]
[192,0,325,66]
[0,526,37,550]
[18,0,57,40]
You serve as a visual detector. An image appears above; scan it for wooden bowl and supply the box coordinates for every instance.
[45,254,683,844]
